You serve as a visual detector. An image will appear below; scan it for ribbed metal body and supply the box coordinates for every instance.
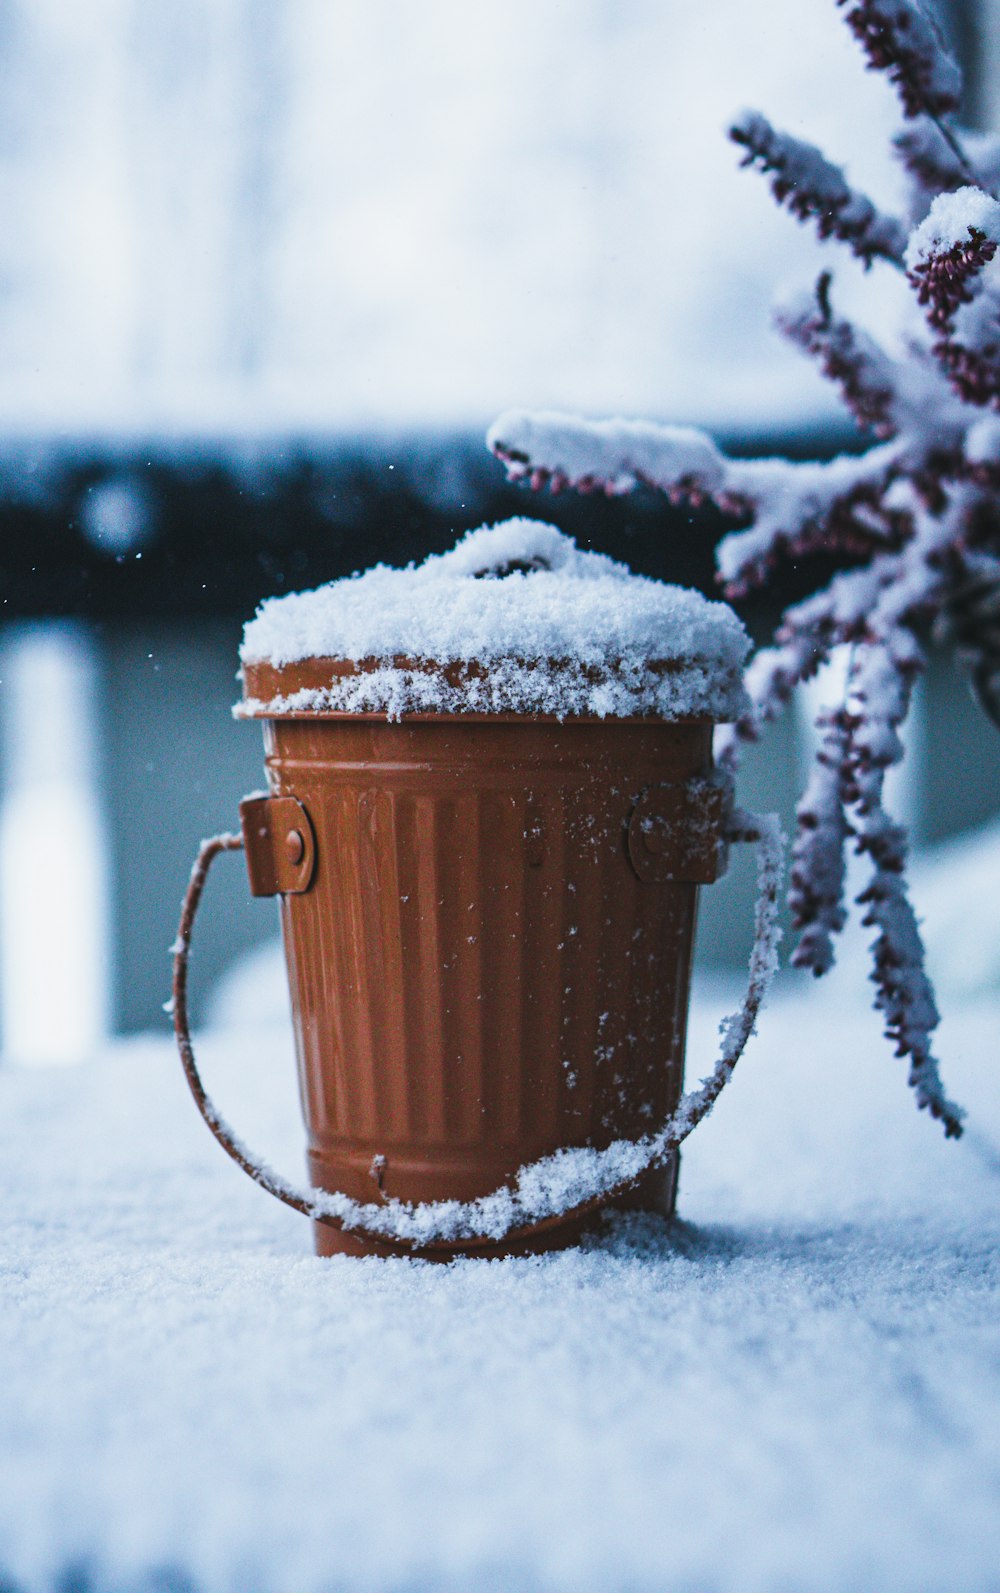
[257,712,713,1259]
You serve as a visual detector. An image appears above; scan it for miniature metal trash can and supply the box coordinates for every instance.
[172,520,756,1260]
[231,662,728,1260]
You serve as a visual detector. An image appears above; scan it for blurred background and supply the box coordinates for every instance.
[1,0,998,1063]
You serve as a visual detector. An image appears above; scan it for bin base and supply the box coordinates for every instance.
[312,1158,679,1261]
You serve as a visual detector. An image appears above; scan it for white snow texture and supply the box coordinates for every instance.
[904,186,1000,269]
[240,520,751,722]
[3,967,1000,1593]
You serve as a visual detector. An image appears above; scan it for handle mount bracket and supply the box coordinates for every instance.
[239,794,316,896]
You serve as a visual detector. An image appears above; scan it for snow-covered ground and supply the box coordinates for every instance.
[3,961,1000,1593]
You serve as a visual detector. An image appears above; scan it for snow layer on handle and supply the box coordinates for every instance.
[195,810,783,1246]
[487,410,728,496]
[905,187,1000,270]
[240,519,751,722]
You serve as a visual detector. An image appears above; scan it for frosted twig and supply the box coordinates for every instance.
[837,0,961,121]
[488,408,905,598]
[777,275,899,436]
[486,0,998,1137]
[844,639,964,1134]
[895,123,1000,206]
[790,708,852,976]
[730,112,907,268]
[487,409,732,503]
[906,190,1000,331]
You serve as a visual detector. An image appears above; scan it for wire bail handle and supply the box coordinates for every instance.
[172,797,782,1253]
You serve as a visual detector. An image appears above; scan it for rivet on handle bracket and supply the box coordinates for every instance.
[239,794,317,896]
[627,774,731,885]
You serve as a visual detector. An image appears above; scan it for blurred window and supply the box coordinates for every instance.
[0,0,962,434]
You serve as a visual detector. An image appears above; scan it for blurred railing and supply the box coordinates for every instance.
[2,427,997,1056]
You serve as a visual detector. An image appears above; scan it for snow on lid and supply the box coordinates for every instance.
[905,186,1000,270]
[239,518,751,721]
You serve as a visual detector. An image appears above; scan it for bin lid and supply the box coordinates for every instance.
[238,519,750,722]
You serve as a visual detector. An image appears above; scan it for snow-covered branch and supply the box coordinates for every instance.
[717,448,904,594]
[837,0,961,121]
[844,637,963,1136]
[789,710,851,976]
[904,190,1000,408]
[895,123,1000,209]
[486,0,1000,1137]
[941,282,1000,408]
[486,409,732,503]
[730,112,907,268]
[716,633,830,773]
[776,276,899,436]
[906,188,1000,330]
[490,408,908,599]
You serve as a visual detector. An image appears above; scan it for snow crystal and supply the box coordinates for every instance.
[904,185,1000,270]
[239,519,750,722]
